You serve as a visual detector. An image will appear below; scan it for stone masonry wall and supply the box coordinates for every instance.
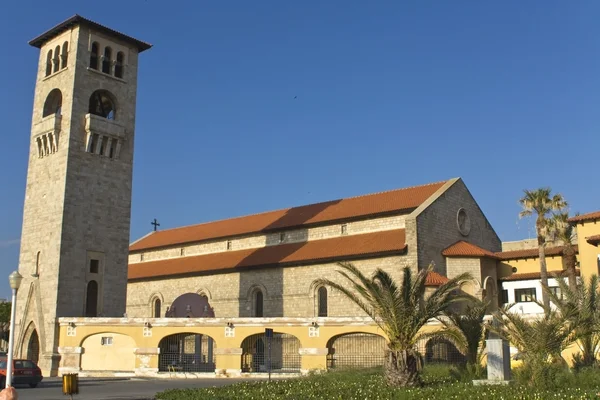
[126,255,409,318]
[128,215,405,264]
[416,179,501,276]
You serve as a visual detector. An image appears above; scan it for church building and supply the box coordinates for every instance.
[11,15,600,377]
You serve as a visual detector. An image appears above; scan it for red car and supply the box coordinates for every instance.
[0,358,43,388]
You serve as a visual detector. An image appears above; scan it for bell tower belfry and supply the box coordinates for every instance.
[14,15,151,375]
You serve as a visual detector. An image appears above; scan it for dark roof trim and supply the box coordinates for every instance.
[29,14,152,52]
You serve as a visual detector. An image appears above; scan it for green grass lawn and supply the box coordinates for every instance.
[155,365,600,399]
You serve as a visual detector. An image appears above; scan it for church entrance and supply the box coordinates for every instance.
[26,330,40,365]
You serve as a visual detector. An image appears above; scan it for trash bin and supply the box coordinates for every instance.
[62,373,79,396]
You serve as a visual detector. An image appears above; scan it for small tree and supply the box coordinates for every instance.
[543,274,600,368]
[0,302,10,352]
[312,262,471,387]
[519,188,567,310]
[443,298,488,367]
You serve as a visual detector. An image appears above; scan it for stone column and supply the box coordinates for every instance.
[57,347,81,375]
[486,338,511,381]
[134,347,160,377]
[214,347,243,377]
[299,348,328,374]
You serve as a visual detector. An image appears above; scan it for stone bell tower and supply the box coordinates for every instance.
[13,15,151,375]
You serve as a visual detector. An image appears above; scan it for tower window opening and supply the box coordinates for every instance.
[254,290,264,317]
[53,45,60,73]
[88,133,99,153]
[45,50,53,76]
[109,139,117,159]
[318,286,328,317]
[115,52,124,78]
[42,89,62,118]
[61,41,68,69]
[42,136,49,156]
[36,138,43,158]
[99,137,106,156]
[85,280,99,317]
[102,47,112,74]
[90,259,99,274]
[90,42,99,70]
[89,90,116,120]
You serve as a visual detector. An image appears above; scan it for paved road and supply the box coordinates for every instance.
[12,377,261,400]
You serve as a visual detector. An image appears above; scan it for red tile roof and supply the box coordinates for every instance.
[586,235,600,246]
[495,245,578,261]
[569,211,600,224]
[499,269,580,281]
[425,271,449,286]
[130,180,447,252]
[128,229,406,281]
[442,241,499,259]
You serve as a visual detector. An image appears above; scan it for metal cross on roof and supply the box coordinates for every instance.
[151,218,160,231]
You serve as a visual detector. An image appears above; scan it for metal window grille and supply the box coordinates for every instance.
[416,337,466,366]
[158,333,216,373]
[326,333,385,369]
[241,333,301,373]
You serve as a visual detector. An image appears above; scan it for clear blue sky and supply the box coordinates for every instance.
[0,1,598,298]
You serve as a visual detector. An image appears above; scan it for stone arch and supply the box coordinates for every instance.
[158,332,216,372]
[240,331,301,373]
[195,288,212,300]
[88,89,117,120]
[148,292,164,317]
[20,322,40,365]
[482,275,498,310]
[80,332,136,371]
[326,332,386,369]
[42,89,62,118]
[246,284,268,317]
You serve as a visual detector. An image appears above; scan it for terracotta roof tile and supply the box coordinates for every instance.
[425,271,449,286]
[442,241,499,259]
[495,245,578,260]
[586,235,600,246]
[569,211,600,224]
[128,229,406,281]
[130,180,447,252]
[499,269,580,281]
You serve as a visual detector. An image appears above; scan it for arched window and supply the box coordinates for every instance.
[254,290,263,317]
[42,89,62,117]
[61,41,68,69]
[53,45,60,73]
[89,90,116,119]
[115,52,124,78]
[153,298,161,317]
[318,286,328,317]
[90,42,99,69]
[102,47,112,74]
[45,50,53,77]
[85,280,99,317]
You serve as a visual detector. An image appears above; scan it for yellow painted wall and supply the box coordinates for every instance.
[497,255,571,279]
[574,220,600,280]
[80,332,136,371]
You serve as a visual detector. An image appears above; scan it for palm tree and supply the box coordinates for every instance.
[547,212,578,289]
[491,305,575,384]
[519,188,567,310]
[543,274,600,367]
[442,298,488,367]
[312,262,471,387]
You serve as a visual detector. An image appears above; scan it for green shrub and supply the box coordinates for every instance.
[155,367,600,400]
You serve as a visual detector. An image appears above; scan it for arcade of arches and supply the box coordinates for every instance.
[54,292,461,377]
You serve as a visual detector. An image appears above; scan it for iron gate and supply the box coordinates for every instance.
[416,337,466,366]
[326,333,386,369]
[241,332,301,373]
[158,333,216,372]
